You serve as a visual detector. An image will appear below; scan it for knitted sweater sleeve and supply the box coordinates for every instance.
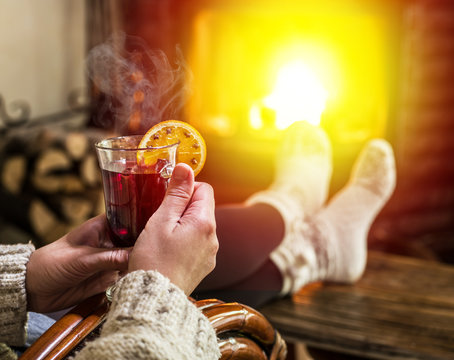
[0,243,35,347]
[73,270,221,360]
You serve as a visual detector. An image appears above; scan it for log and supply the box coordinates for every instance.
[42,223,72,245]
[95,190,106,215]
[35,148,72,176]
[32,174,85,194]
[61,197,93,225]
[0,125,110,246]
[65,132,89,161]
[29,199,68,244]
[80,153,101,187]
[1,155,26,195]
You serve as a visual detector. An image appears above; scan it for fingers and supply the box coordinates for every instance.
[59,270,122,307]
[181,182,216,227]
[80,247,131,275]
[157,163,195,221]
[80,270,122,299]
[65,214,112,248]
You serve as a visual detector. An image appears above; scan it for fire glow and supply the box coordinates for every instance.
[251,61,328,130]
[187,1,390,144]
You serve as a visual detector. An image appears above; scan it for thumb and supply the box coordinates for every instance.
[158,163,194,219]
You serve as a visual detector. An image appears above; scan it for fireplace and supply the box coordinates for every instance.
[89,0,402,195]
[182,0,400,200]
[88,0,454,262]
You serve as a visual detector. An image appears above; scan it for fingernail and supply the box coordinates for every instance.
[173,164,189,181]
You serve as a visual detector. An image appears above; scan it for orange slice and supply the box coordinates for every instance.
[138,120,207,176]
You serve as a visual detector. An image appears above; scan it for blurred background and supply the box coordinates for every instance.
[0,0,453,264]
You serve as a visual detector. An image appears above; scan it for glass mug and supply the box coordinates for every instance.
[95,135,178,247]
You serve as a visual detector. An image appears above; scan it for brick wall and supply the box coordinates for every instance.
[370,0,454,264]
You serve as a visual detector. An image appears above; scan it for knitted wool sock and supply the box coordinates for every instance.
[246,121,332,229]
[271,139,396,294]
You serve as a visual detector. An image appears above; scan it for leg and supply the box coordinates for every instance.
[196,123,396,307]
[196,121,333,305]
[196,203,285,306]
[198,203,285,290]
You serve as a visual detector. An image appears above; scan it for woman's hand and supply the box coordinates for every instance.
[26,215,130,313]
[25,163,218,312]
[129,163,219,295]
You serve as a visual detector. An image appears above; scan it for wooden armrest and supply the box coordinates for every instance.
[20,295,287,360]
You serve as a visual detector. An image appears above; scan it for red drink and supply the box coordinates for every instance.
[95,135,177,248]
[101,160,169,247]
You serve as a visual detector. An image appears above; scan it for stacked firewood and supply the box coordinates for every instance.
[0,125,111,246]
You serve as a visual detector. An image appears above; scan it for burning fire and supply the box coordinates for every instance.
[250,61,328,130]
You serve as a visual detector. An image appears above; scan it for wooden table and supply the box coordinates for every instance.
[260,251,454,360]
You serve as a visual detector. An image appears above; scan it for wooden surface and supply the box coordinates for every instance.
[260,251,454,360]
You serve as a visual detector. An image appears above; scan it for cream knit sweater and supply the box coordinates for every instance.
[0,244,220,360]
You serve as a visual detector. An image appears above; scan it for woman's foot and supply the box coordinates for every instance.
[270,139,396,294]
[246,121,332,228]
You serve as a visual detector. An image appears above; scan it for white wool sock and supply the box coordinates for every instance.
[271,139,396,294]
[246,121,332,228]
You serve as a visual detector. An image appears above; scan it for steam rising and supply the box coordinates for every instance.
[86,32,192,134]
